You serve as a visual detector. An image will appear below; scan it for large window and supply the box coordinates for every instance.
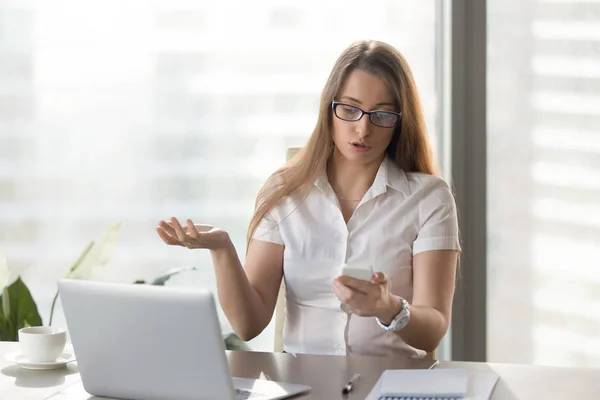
[0,1,440,350]
[487,0,600,367]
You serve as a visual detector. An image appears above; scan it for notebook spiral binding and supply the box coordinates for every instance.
[378,397,461,400]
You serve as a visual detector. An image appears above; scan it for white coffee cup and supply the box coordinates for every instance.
[18,326,67,363]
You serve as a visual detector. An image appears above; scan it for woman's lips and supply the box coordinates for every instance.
[350,142,371,152]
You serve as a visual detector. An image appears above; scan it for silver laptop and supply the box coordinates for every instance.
[58,279,310,400]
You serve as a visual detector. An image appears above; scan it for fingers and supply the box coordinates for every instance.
[166,217,210,248]
[156,226,181,246]
[332,281,341,300]
[157,220,193,234]
[185,219,208,247]
[158,220,177,236]
[335,275,372,294]
[157,218,218,249]
[186,218,199,239]
[332,280,350,300]
[333,280,367,309]
[336,272,388,292]
[371,272,388,285]
[170,217,192,245]
[333,272,390,317]
[157,218,194,247]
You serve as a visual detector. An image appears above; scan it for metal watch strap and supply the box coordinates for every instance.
[375,296,410,331]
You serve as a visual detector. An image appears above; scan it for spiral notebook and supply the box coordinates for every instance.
[376,369,468,400]
[368,368,498,400]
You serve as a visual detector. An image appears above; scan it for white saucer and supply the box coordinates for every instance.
[4,348,76,370]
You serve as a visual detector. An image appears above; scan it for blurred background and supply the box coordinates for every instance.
[0,0,598,367]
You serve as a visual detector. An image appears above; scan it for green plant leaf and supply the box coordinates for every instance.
[67,241,94,276]
[0,277,42,341]
[0,312,8,339]
[149,266,198,286]
[2,287,9,319]
[68,222,121,280]
[223,333,251,351]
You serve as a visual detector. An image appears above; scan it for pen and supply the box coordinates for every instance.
[342,372,361,394]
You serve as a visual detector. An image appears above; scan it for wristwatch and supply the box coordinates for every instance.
[376,296,411,331]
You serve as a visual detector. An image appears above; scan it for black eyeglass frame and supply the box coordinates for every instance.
[331,101,402,128]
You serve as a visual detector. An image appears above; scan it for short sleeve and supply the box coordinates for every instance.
[251,173,285,245]
[412,179,461,255]
[252,209,283,245]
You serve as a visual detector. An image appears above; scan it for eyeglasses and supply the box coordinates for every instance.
[331,101,401,128]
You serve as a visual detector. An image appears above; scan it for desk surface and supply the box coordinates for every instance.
[437,361,600,399]
[2,341,600,399]
[227,350,436,399]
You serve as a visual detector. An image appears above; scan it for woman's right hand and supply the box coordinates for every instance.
[156,217,230,250]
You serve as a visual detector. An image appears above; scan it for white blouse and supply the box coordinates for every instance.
[252,156,460,358]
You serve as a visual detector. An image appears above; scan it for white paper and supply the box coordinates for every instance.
[365,370,499,400]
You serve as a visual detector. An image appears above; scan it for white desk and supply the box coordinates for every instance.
[0,342,80,400]
[2,341,600,399]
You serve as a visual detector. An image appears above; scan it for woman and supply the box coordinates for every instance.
[157,40,460,359]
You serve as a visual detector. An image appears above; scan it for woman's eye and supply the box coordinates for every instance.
[374,112,392,121]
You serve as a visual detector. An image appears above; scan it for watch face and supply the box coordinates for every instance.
[391,312,410,331]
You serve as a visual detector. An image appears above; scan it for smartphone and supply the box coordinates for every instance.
[338,263,374,282]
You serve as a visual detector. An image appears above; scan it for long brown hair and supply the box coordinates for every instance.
[246,40,438,249]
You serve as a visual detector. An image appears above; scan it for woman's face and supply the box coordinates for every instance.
[331,69,398,166]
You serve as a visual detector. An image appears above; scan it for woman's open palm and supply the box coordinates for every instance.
[156,217,229,250]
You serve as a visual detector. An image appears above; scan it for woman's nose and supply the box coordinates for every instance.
[355,114,371,137]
